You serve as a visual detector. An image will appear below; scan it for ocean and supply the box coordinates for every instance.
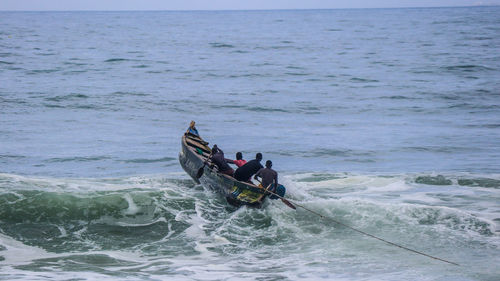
[1,6,499,280]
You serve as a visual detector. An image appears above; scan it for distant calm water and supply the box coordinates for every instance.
[1,7,499,280]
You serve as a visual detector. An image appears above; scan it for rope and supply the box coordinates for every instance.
[265,188,460,266]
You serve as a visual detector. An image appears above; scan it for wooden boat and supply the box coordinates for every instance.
[179,131,268,208]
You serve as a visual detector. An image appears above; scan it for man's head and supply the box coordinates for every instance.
[211,144,219,153]
[265,160,272,168]
[256,153,262,161]
[236,152,243,160]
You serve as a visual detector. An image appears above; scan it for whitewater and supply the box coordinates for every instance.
[1,6,499,280]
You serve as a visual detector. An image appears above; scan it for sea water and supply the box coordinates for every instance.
[1,7,499,280]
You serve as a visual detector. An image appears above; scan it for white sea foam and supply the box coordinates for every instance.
[123,193,139,215]
[0,233,153,280]
[2,5,500,280]
[0,233,57,265]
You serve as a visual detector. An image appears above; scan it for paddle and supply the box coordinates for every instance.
[197,144,216,179]
[279,195,296,210]
[196,162,207,178]
[256,179,296,210]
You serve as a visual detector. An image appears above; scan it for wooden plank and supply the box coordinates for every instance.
[186,134,209,145]
[186,137,211,153]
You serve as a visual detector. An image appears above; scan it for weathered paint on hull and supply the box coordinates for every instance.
[179,140,202,184]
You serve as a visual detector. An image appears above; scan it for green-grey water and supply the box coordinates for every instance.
[1,7,499,280]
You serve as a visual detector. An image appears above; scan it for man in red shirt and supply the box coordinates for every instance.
[228,152,246,168]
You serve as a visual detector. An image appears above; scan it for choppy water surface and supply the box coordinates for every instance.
[1,7,499,280]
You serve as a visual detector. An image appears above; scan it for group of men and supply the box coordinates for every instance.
[210,144,278,190]
[186,121,278,191]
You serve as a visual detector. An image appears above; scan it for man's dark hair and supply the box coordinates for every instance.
[236,152,243,160]
[266,160,272,168]
[211,144,219,153]
[256,153,262,160]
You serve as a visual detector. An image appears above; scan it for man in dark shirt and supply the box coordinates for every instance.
[254,160,278,189]
[234,153,263,182]
[210,145,234,176]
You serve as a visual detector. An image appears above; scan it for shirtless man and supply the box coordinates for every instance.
[254,160,278,190]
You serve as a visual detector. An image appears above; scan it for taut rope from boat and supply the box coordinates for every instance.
[263,188,460,266]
